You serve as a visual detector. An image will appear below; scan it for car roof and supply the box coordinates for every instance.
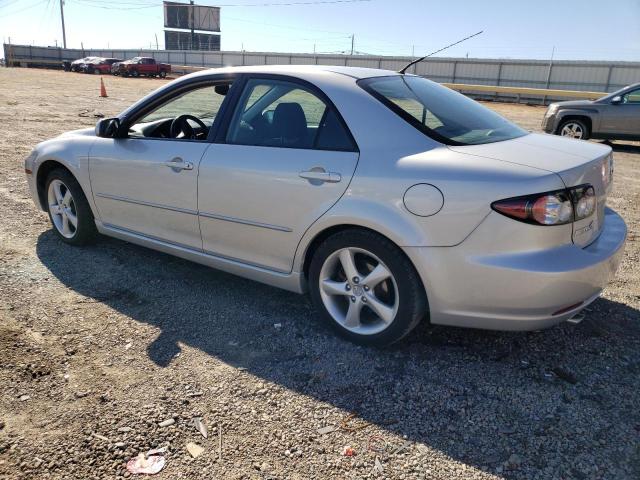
[186,64,400,81]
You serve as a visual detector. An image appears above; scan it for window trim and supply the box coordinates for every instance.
[215,73,359,153]
[357,74,526,147]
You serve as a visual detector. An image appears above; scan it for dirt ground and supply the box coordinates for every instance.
[0,68,638,480]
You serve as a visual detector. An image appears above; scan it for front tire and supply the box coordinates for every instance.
[557,119,590,140]
[309,229,427,346]
[45,169,97,246]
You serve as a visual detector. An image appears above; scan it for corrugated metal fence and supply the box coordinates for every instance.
[4,43,640,101]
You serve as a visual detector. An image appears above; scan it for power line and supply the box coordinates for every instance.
[0,0,47,16]
[71,0,370,9]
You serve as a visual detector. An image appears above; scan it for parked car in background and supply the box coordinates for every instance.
[543,82,640,141]
[111,61,122,75]
[24,66,626,346]
[113,57,171,78]
[82,57,122,75]
[68,56,99,72]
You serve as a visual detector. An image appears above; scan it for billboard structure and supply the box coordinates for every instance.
[164,31,221,51]
[163,1,221,51]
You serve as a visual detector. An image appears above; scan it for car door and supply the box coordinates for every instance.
[89,81,232,249]
[600,87,640,137]
[197,76,359,273]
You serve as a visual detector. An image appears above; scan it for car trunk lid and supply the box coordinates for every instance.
[449,133,612,247]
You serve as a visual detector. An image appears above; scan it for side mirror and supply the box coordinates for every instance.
[611,95,622,104]
[95,118,120,138]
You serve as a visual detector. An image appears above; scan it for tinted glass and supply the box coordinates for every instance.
[316,109,354,151]
[360,75,527,145]
[226,78,355,151]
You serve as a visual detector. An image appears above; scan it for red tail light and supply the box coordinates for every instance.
[492,185,595,226]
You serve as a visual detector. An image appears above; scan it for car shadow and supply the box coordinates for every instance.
[35,230,640,478]
[599,140,640,154]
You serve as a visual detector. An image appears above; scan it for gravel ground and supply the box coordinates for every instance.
[0,68,639,480]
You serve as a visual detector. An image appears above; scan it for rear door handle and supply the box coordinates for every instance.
[299,170,341,183]
[164,157,194,171]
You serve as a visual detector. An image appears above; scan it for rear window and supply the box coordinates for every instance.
[359,75,526,145]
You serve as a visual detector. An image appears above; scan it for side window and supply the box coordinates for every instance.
[622,89,640,104]
[128,82,231,141]
[226,78,355,151]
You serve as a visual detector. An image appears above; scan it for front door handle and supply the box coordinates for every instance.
[164,157,194,171]
[299,170,341,183]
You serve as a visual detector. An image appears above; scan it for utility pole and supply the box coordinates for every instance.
[59,0,67,48]
[350,34,354,55]
[190,0,195,51]
[155,33,159,50]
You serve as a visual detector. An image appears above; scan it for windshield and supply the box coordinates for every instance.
[359,75,527,145]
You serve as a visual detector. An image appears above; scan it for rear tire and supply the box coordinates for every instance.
[45,169,97,246]
[309,229,427,346]
[557,119,590,140]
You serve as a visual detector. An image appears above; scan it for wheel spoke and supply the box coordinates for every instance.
[49,204,61,215]
[62,190,72,207]
[66,211,78,228]
[361,263,391,289]
[338,248,359,280]
[321,279,349,296]
[53,182,64,204]
[343,300,363,328]
[61,215,71,235]
[365,294,395,324]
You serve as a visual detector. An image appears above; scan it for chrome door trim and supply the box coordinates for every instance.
[198,211,292,232]
[95,192,198,215]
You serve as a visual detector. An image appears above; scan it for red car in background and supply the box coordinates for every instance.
[82,58,122,75]
[114,57,171,78]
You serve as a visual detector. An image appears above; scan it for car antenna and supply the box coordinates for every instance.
[398,30,484,74]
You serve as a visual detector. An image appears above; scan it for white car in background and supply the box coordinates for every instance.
[24,65,626,346]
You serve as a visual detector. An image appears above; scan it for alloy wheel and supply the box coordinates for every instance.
[47,179,78,239]
[318,247,399,335]
[560,122,585,139]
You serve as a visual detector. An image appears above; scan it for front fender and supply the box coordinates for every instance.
[31,134,98,217]
[556,108,599,129]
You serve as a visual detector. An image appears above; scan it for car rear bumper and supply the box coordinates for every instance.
[404,207,627,331]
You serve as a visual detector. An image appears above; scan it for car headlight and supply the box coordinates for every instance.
[547,104,559,115]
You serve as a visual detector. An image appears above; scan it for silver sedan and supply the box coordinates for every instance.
[24,65,627,346]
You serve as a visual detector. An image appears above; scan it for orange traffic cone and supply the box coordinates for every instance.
[100,78,108,98]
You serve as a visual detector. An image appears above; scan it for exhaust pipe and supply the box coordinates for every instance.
[566,311,586,325]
